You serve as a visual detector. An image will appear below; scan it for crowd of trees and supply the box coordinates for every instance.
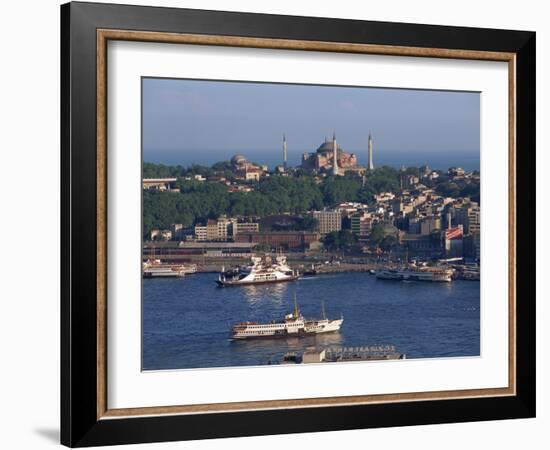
[323,230,357,251]
[143,161,480,238]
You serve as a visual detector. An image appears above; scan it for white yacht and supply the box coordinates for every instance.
[216,255,299,287]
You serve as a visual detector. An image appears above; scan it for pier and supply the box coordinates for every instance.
[282,345,404,364]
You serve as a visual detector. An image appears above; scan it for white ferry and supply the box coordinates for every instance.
[376,266,454,282]
[142,259,187,278]
[231,299,343,339]
[216,255,299,287]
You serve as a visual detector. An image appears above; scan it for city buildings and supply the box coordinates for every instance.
[143,148,481,261]
[234,221,260,235]
[194,216,260,242]
[313,210,342,234]
[351,212,374,239]
[143,178,177,191]
[235,231,321,251]
[452,200,480,235]
[150,229,173,241]
[230,154,268,181]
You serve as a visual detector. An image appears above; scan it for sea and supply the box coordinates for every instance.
[144,148,480,172]
[142,272,480,370]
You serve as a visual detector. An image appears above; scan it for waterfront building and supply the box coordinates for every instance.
[351,212,374,239]
[194,225,208,241]
[401,233,443,257]
[235,231,321,250]
[313,210,342,234]
[444,225,464,257]
[463,232,481,260]
[408,215,441,235]
[452,201,480,234]
[194,217,235,242]
[169,223,185,240]
[473,231,480,260]
[233,221,260,235]
[143,241,256,258]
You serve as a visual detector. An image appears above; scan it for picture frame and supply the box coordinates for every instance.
[61,1,535,447]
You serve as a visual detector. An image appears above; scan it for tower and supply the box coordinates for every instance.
[283,134,287,170]
[368,132,374,170]
[332,132,339,176]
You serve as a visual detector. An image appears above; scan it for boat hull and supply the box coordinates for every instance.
[216,275,299,287]
[231,328,341,340]
[376,270,452,282]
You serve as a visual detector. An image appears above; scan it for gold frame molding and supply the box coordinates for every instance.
[96,29,516,420]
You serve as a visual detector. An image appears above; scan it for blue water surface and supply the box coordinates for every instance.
[142,272,480,370]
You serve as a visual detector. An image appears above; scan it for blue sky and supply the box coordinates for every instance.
[143,78,480,169]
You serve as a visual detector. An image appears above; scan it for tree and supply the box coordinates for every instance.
[369,224,385,246]
[299,216,319,232]
[380,235,399,252]
[323,230,357,251]
[436,181,461,198]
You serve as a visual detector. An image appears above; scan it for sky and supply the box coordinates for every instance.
[142,78,480,170]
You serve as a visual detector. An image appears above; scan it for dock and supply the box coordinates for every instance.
[282,345,404,364]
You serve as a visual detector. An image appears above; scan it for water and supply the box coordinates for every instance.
[142,272,480,370]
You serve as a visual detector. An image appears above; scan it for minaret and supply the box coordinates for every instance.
[332,132,339,176]
[283,134,287,170]
[368,132,374,170]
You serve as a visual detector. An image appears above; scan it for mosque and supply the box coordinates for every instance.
[230,154,267,181]
[300,133,373,176]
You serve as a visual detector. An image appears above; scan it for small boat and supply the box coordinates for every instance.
[302,264,318,277]
[142,259,186,278]
[376,266,454,282]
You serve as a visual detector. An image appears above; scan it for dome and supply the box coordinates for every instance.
[231,154,247,165]
[316,139,343,154]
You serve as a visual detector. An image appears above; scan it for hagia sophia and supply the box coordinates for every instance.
[300,133,374,176]
[230,132,375,178]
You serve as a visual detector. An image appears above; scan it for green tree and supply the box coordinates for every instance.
[323,230,357,250]
[436,181,461,198]
[380,235,399,252]
[369,224,385,246]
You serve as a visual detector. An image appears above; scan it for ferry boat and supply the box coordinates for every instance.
[142,259,187,278]
[216,255,299,287]
[181,263,198,274]
[231,298,343,339]
[376,266,454,282]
